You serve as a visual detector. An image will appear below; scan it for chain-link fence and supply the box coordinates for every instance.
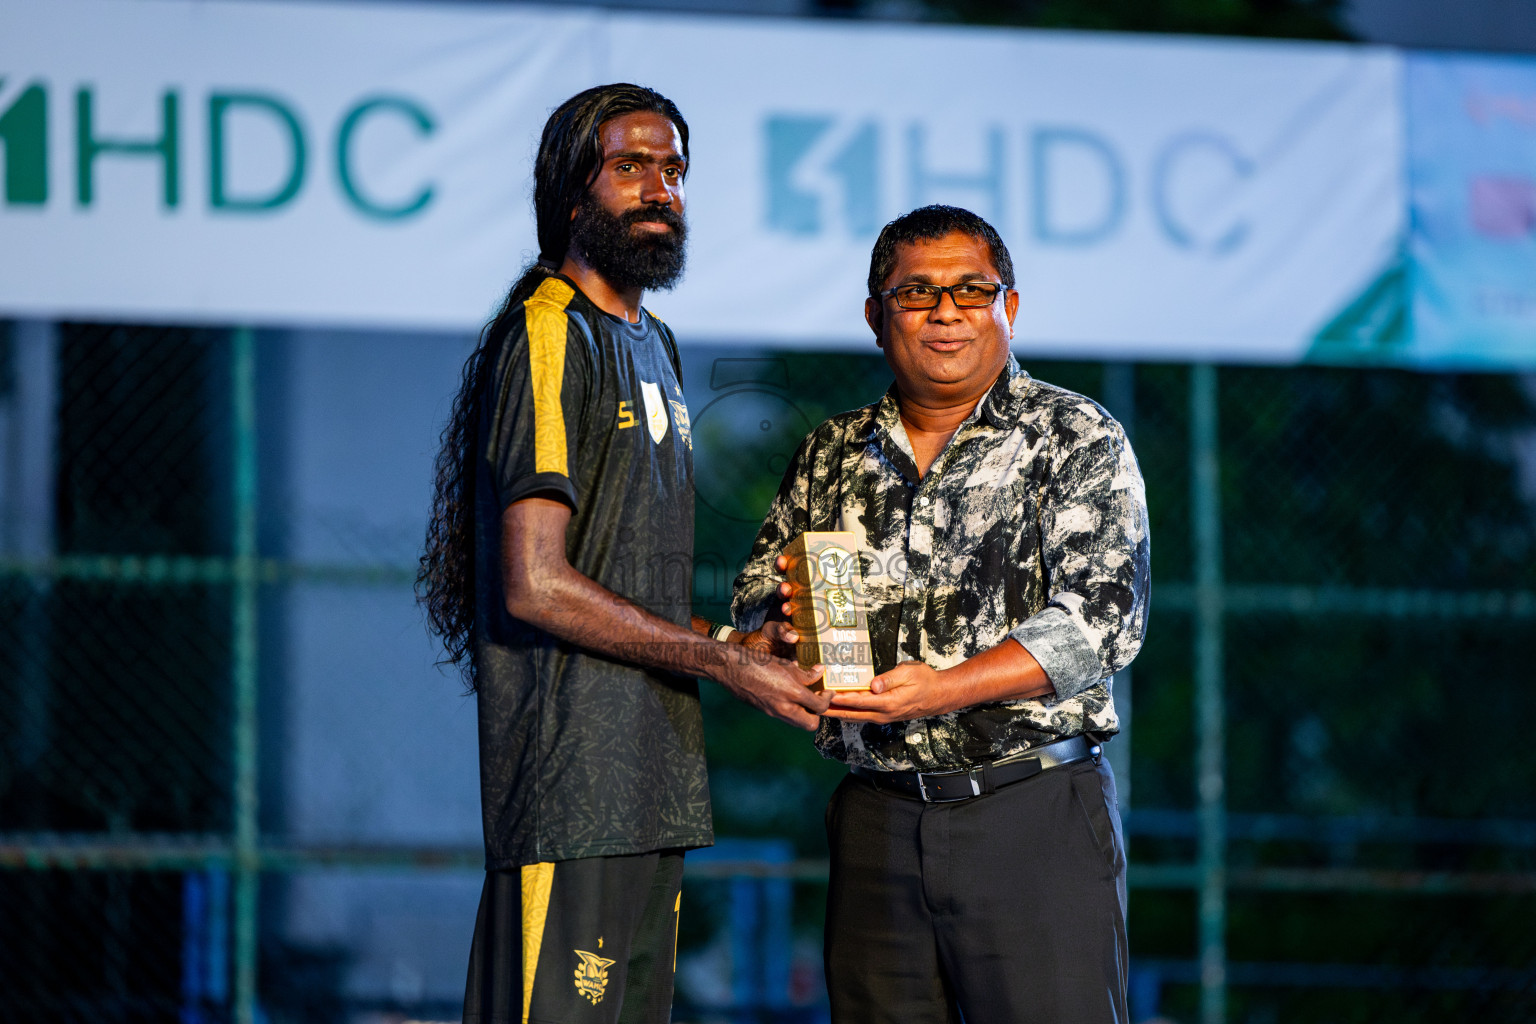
[1,322,240,1023]
[2,321,1534,1023]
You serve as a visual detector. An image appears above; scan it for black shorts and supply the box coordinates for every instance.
[463,850,685,1024]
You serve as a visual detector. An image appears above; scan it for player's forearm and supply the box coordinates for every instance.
[506,562,741,681]
[501,496,750,683]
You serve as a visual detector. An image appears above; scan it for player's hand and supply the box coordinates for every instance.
[823,661,954,725]
[719,651,830,731]
[739,619,799,661]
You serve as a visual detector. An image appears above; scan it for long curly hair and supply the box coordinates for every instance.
[418,84,689,689]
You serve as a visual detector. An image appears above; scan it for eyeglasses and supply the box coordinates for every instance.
[881,282,1005,310]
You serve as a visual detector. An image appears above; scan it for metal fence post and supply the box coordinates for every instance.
[1191,363,1226,1024]
[231,326,260,1024]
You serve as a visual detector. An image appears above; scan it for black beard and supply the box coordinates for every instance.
[568,194,687,292]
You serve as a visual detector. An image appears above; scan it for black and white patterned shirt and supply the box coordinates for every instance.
[732,357,1150,772]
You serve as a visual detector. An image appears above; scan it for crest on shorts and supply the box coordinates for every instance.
[573,948,616,1005]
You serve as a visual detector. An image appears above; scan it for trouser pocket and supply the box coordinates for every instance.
[1068,762,1125,875]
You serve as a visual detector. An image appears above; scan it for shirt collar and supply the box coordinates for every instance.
[980,354,1031,430]
[873,386,921,483]
[871,356,1030,481]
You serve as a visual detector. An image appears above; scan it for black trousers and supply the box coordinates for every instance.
[824,757,1128,1024]
[463,851,684,1024]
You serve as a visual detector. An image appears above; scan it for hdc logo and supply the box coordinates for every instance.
[0,78,436,219]
[764,114,1253,254]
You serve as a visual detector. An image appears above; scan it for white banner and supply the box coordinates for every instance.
[0,0,1404,360]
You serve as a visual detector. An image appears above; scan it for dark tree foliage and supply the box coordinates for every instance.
[887,0,1352,39]
[1222,368,1536,590]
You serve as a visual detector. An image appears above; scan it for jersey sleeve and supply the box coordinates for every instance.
[483,278,592,512]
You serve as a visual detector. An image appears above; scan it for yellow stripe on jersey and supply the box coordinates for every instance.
[525,277,576,477]
[520,861,556,1023]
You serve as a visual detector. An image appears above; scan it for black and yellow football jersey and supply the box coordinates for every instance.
[472,275,710,869]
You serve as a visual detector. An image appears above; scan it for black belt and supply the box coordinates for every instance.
[849,735,1099,803]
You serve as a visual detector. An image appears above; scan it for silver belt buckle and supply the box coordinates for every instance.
[915,769,984,802]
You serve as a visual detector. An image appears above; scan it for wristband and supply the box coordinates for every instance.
[709,621,737,643]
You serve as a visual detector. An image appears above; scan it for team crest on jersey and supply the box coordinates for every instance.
[573,948,617,1005]
[640,381,669,444]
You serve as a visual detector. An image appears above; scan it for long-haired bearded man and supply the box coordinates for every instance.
[419,83,828,1024]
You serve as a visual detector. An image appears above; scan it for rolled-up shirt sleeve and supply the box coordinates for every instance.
[1010,420,1150,700]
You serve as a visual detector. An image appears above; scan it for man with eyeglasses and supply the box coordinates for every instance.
[733,205,1150,1023]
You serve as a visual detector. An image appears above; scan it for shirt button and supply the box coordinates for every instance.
[919,496,931,507]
